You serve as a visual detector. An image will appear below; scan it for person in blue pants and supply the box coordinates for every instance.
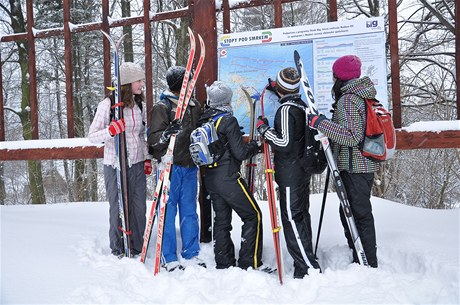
[148,66,204,271]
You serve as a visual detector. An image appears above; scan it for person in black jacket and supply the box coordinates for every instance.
[148,66,203,272]
[201,81,267,271]
[256,67,321,279]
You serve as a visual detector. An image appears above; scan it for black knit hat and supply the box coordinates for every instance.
[166,66,186,92]
[276,67,300,95]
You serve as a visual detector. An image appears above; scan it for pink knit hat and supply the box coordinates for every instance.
[332,55,362,81]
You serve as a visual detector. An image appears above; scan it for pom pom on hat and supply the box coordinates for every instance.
[166,66,186,92]
[120,62,145,85]
[332,55,362,81]
[276,67,300,95]
[206,81,233,107]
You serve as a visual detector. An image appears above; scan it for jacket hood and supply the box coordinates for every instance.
[199,107,228,125]
[341,76,377,99]
[160,90,196,106]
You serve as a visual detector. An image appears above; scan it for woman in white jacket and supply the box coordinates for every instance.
[88,62,151,258]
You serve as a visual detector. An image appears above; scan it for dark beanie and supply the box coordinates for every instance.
[332,55,362,81]
[166,66,186,92]
[276,67,300,95]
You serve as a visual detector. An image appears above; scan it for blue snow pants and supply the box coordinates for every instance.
[161,164,200,263]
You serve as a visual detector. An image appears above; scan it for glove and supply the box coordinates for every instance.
[160,119,182,143]
[256,116,270,137]
[248,140,262,154]
[144,159,153,176]
[108,119,125,136]
[256,142,264,153]
[266,78,281,98]
[308,114,327,129]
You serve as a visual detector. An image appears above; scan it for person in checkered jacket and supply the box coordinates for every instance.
[307,55,379,268]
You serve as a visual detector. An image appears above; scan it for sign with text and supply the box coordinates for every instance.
[217,17,387,134]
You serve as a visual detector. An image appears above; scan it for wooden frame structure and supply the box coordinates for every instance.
[0,0,459,161]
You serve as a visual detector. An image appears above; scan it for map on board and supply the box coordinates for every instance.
[218,42,314,134]
[217,17,387,135]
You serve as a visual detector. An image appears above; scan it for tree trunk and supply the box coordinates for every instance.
[121,0,134,62]
[9,0,45,204]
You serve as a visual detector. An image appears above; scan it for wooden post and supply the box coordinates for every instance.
[102,0,111,95]
[223,0,230,33]
[26,0,39,139]
[388,0,402,128]
[144,0,153,123]
[190,0,218,103]
[63,1,75,138]
[274,0,282,27]
[328,0,338,22]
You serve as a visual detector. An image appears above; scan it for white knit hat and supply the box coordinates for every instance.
[120,62,145,85]
[206,81,233,106]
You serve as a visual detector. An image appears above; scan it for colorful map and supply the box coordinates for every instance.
[217,17,388,134]
[218,42,314,135]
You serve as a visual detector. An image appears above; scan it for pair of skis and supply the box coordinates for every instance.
[258,86,285,285]
[140,28,205,275]
[241,85,284,285]
[294,50,369,267]
[240,87,257,194]
[101,31,131,258]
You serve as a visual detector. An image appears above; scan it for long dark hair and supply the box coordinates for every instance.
[331,78,345,102]
[121,84,144,109]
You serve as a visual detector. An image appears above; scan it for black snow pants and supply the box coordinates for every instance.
[339,171,378,267]
[279,182,321,278]
[104,162,146,256]
[205,170,263,270]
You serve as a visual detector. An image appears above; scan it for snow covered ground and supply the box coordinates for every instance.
[1,194,459,304]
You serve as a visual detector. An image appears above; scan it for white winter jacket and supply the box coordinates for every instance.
[88,97,148,168]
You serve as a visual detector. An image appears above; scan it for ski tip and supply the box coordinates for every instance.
[115,34,128,49]
[100,30,111,40]
[294,50,300,60]
[197,33,205,49]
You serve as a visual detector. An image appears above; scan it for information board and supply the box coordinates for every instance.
[217,17,387,134]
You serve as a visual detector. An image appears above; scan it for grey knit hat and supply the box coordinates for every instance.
[206,81,233,106]
[120,62,145,85]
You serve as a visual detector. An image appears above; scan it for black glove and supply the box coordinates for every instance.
[248,140,261,154]
[308,114,327,129]
[256,116,270,137]
[160,119,182,143]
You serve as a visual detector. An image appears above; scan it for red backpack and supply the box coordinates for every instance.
[360,98,396,162]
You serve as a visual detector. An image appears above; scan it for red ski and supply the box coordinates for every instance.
[260,85,284,285]
[139,28,206,276]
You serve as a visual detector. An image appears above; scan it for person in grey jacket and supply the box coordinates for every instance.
[307,55,379,267]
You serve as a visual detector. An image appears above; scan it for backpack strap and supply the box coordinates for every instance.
[207,113,229,169]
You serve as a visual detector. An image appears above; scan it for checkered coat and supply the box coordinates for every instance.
[315,76,380,173]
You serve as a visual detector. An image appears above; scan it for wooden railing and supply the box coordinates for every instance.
[1,127,459,161]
